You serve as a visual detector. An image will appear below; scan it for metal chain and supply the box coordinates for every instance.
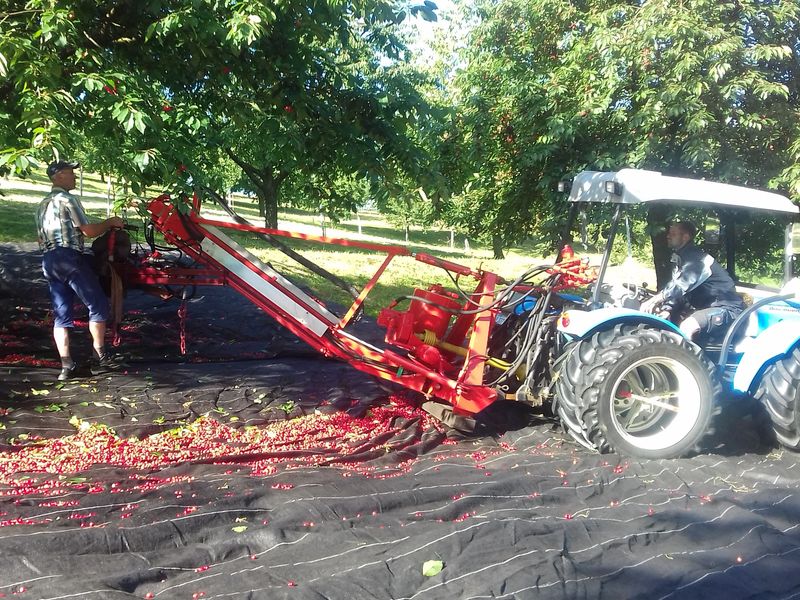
[178,299,188,355]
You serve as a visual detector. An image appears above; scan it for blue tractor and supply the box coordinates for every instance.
[550,169,800,459]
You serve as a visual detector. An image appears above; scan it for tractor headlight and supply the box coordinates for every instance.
[604,180,621,195]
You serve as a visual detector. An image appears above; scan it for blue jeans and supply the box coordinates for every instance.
[42,247,109,328]
[691,304,742,343]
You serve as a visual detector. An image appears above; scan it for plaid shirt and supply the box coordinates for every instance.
[35,187,89,252]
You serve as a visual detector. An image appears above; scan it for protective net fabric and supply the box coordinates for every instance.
[1,243,799,600]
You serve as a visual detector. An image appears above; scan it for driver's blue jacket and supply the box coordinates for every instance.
[661,243,745,311]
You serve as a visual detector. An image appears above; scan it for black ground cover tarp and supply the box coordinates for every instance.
[1,242,800,600]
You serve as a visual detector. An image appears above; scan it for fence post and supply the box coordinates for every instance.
[106,175,113,217]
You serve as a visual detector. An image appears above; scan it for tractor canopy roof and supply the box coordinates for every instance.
[568,169,798,215]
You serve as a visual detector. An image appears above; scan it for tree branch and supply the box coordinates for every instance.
[0,10,43,18]
[82,31,103,49]
[224,148,264,188]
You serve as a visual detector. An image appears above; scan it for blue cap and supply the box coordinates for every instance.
[46,160,80,178]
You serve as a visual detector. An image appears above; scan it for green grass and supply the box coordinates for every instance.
[1,174,558,317]
[0,198,38,242]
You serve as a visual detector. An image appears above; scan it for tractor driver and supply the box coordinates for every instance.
[641,221,745,342]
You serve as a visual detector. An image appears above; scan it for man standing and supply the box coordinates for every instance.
[35,160,124,380]
[641,221,745,342]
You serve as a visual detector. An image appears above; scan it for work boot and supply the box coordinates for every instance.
[57,364,76,382]
[57,361,91,382]
[93,349,123,372]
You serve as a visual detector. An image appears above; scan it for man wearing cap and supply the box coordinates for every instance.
[641,221,745,342]
[35,160,124,381]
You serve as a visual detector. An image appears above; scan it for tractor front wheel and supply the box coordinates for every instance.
[556,325,720,459]
[755,346,800,450]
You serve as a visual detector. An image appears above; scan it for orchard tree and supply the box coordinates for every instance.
[454,0,800,269]
[280,172,371,220]
[0,0,440,226]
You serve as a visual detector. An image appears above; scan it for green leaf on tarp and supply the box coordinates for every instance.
[36,403,67,413]
[422,560,444,577]
[232,525,248,533]
[63,476,87,484]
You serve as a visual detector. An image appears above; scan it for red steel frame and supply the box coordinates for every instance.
[126,194,507,416]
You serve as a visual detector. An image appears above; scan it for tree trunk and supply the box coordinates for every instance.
[223,150,284,228]
[492,234,505,260]
[254,173,279,228]
[647,204,672,288]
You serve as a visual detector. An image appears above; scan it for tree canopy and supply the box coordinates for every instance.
[0,0,439,225]
[2,0,800,267]
[449,0,800,261]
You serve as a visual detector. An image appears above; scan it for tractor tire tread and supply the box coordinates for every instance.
[555,324,720,458]
[755,346,800,450]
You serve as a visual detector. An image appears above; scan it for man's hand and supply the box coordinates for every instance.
[640,293,663,314]
[654,308,672,320]
[80,216,126,238]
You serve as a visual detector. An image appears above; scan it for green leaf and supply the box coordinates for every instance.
[14,155,30,171]
[422,560,444,577]
[124,113,136,133]
[134,113,146,134]
[231,525,248,533]
[145,22,158,42]
[64,476,87,484]
[133,151,150,170]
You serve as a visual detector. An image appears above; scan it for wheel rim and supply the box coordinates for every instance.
[609,357,703,451]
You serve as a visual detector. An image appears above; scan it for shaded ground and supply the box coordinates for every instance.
[1,243,800,600]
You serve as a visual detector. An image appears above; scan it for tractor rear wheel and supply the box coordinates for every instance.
[556,324,720,459]
[755,346,800,450]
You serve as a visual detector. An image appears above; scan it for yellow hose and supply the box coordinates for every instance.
[416,330,516,372]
